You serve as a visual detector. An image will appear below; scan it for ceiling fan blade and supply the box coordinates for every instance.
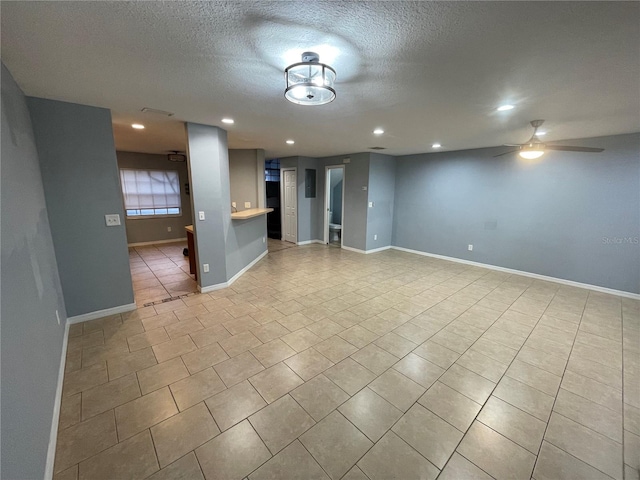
[493,149,519,157]
[545,145,604,153]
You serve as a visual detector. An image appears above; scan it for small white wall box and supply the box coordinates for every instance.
[105,214,121,226]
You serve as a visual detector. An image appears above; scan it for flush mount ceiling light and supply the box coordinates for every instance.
[131,124,145,129]
[373,128,384,135]
[221,118,234,124]
[432,143,442,148]
[286,140,295,144]
[284,52,336,106]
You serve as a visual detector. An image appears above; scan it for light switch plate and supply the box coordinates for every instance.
[232,202,237,208]
[203,264,210,273]
[105,214,121,226]
[198,211,205,221]
[368,201,374,208]
[244,202,251,208]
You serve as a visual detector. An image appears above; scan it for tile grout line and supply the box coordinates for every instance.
[295,270,515,479]
[436,285,565,478]
[528,289,588,477]
[531,290,625,480]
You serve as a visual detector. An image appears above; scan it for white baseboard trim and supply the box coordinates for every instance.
[341,245,392,255]
[199,250,269,294]
[340,245,366,254]
[391,246,640,300]
[128,237,187,247]
[67,303,137,324]
[227,250,269,286]
[297,239,324,246]
[365,245,392,254]
[45,320,70,480]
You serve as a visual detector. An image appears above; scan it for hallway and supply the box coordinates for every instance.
[129,242,197,306]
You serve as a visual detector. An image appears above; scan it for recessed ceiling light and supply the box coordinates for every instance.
[222,118,234,124]
[131,124,145,129]
[497,105,514,111]
[432,143,442,148]
[286,140,295,145]
[536,131,547,136]
[373,128,384,135]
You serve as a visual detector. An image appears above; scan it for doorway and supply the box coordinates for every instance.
[281,168,297,244]
[324,165,345,246]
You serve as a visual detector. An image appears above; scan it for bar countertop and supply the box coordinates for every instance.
[231,208,274,220]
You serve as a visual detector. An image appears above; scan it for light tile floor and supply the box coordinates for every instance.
[129,242,197,306]
[56,244,639,480]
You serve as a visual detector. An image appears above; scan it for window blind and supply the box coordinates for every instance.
[120,169,181,210]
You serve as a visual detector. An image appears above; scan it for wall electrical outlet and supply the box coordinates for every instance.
[244,202,251,208]
[198,211,205,221]
[468,244,473,251]
[167,226,172,232]
[203,264,210,273]
[374,234,377,240]
[368,201,374,208]
[232,202,237,208]
[105,214,121,226]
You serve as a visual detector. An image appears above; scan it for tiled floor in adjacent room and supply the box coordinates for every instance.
[56,244,639,480]
[129,242,197,306]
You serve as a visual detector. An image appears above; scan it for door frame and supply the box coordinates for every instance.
[323,165,346,246]
[280,167,297,243]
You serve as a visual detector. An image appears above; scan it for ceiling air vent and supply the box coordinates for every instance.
[369,146,386,150]
[168,152,186,162]
[141,107,174,117]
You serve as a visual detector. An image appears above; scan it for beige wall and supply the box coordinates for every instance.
[117,151,192,244]
[229,149,264,210]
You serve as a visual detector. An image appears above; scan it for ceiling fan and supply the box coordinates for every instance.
[495,120,604,159]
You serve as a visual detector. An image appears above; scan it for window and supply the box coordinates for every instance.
[265,159,280,182]
[119,169,181,217]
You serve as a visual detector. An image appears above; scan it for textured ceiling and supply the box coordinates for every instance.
[2,1,639,158]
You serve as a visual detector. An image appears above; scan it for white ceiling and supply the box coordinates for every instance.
[2,1,639,158]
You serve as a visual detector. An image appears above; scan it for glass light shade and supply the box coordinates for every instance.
[284,52,336,106]
[519,148,545,159]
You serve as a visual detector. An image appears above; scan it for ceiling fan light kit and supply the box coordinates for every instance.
[284,52,336,106]
[519,147,545,160]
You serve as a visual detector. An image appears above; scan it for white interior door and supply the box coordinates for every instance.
[283,169,297,244]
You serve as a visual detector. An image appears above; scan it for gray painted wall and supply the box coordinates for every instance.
[27,97,134,316]
[393,133,640,294]
[229,149,259,211]
[185,123,230,286]
[116,151,193,244]
[280,156,321,243]
[186,125,267,286]
[1,63,67,480]
[317,153,370,250]
[226,216,268,279]
[366,153,396,250]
